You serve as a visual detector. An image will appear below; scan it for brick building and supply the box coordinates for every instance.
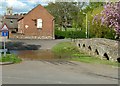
[17,5,55,39]
[1,15,22,32]
[0,7,24,38]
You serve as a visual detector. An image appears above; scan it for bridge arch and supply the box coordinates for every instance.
[83,44,85,48]
[117,57,120,63]
[88,46,92,51]
[95,49,99,55]
[103,53,109,60]
[78,44,80,47]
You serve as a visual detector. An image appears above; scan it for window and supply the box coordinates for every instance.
[37,19,42,28]
[10,19,13,24]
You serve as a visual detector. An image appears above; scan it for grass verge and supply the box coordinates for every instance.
[52,42,119,67]
[0,54,22,63]
[52,42,79,54]
[70,53,119,67]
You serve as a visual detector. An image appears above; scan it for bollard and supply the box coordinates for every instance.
[0,50,2,58]
[0,52,1,58]
[0,49,7,57]
[4,51,6,57]
[3,49,7,57]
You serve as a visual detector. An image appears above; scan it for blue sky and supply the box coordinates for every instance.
[0,0,51,15]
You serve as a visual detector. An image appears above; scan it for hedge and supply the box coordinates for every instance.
[55,29,86,39]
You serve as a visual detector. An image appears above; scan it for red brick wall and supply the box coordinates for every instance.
[18,19,24,34]
[17,5,54,39]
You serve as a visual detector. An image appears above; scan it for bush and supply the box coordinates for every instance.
[55,29,86,39]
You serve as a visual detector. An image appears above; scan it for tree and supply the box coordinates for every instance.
[72,2,87,31]
[45,2,85,31]
[93,1,120,39]
[83,2,104,13]
[81,2,115,39]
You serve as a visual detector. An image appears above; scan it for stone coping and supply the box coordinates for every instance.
[0,62,13,65]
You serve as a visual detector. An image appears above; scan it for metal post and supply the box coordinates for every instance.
[3,36,6,57]
[83,12,88,39]
[88,21,90,38]
[86,14,88,39]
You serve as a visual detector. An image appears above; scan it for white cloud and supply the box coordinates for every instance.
[6,0,28,9]
[27,0,51,3]
[28,0,39,4]
[5,0,31,13]
[0,0,49,15]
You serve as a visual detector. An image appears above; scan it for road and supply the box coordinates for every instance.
[1,39,119,84]
[5,39,71,50]
[2,60,118,84]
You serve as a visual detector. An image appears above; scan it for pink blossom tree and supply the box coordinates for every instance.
[93,1,120,39]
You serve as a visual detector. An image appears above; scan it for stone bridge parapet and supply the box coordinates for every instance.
[76,38,119,62]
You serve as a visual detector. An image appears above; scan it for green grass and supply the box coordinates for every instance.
[70,53,119,67]
[52,42,119,67]
[0,54,22,63]
[52,42,79,55]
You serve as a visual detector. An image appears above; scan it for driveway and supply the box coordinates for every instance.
[2,60,118,84]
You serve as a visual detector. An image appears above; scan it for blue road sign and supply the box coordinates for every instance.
[1,31,8,36]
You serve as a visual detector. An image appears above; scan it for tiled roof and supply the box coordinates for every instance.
[4,15,22,19]
[1,15,22,29]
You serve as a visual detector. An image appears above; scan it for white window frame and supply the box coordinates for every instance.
[37,18,42,29]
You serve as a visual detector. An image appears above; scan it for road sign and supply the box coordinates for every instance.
[1,23,9,31]
[1,23,9,37]
[0,23,9,57]
[1,31,8,36]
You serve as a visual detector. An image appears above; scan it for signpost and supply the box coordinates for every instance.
[1,23,9,57]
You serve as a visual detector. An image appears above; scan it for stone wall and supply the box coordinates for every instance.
[76,38,119,62]
[9,34,54,39]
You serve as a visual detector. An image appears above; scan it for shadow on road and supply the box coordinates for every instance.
[39,59,78,66]
[1,42,41,50]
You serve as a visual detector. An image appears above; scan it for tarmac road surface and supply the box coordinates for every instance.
[2,60,118,84]
[1,39,119,84]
